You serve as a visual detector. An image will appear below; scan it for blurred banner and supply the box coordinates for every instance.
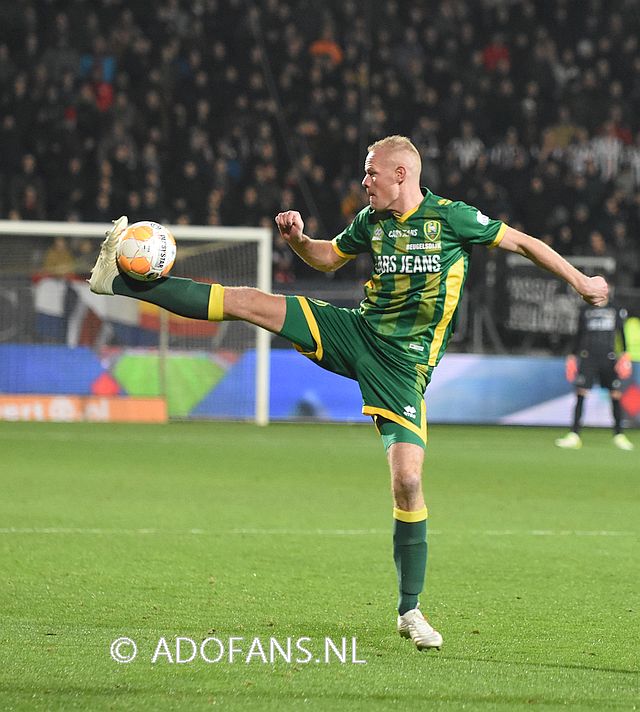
[498,255,616,335]
[0,395,167,423]
[1,345,638,427]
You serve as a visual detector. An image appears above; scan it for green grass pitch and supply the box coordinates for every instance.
[0,421,638,711]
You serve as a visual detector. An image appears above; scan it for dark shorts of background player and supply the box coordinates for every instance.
[279,295,432,449]
[575,352,622,391]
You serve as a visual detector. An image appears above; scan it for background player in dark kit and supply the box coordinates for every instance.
[556,297,633,451]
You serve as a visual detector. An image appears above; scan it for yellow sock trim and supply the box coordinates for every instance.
[393,506,428,523]
[207,284,225,321]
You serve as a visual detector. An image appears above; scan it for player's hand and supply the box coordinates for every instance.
[275,211,304,245]
[565,355,578,382]
[579,275,609,306]
[615,353,632,380]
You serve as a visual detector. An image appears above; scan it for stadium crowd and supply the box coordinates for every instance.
[1,0,640,287]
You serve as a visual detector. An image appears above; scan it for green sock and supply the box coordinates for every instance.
[113,274,212,320]
[393,509,428,615]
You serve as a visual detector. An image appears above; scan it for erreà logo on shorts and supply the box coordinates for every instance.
[403,405,417,419]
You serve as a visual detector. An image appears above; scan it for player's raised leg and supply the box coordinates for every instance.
[387,441,442,651]
[89,215,287,334]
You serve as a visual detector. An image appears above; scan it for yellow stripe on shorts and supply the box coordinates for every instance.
[296,297,323,360]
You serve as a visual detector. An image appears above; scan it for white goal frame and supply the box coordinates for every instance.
[0,219,272,425]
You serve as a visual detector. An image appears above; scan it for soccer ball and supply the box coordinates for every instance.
[116,221,177,281]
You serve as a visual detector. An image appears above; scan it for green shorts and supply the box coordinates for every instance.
[279,296,433,448]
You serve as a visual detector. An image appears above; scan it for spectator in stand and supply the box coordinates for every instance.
[273,230,296,285]
[53,156,87,220]
[340,179,365,224]
[586,230,615,260]
[612,221,640,288]
[522,176,550,236]
[309,26,343,68]
[17,184,46,220]
[9,154,46,213]
[570,204,592,253]
[449,121,485,171]
[0,0,638,289]
[88,191,113,223]
[42,236,75,276]
[592,121,625,182]
[482,33,510,72]
[540,107,580,159]
[598,196,626,239]
[73,238,98,276]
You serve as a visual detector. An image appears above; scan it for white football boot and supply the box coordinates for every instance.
[89,215,128,295]
[555,432,582,449]
[613,433,634,451]
[397,607,443,651]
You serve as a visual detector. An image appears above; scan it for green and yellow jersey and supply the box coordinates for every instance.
[332,189,506,366]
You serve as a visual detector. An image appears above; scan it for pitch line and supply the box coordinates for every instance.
[0,527,634,537]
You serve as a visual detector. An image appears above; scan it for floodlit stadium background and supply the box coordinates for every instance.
[0,0,639,426]
[1,4,639,711]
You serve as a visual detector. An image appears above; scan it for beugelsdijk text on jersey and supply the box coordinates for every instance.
[374,254,441,274]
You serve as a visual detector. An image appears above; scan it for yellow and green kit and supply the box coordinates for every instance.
[280,189,506,447]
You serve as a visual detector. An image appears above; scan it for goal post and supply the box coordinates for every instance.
[0,219,272,425]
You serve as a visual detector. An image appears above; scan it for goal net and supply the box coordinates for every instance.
[0,220,271,425]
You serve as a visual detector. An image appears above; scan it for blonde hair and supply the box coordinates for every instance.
[367,135,421,171]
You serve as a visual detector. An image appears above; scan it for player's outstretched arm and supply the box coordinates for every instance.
[275,210,349,273]
[498,226,609,306]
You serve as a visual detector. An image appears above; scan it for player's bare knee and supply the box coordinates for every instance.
[392,471,423,510]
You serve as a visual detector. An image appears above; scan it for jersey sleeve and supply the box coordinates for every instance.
[446,201,507,247]
[332,208,371,258]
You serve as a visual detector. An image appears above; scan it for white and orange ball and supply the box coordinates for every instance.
[116,221,176,281]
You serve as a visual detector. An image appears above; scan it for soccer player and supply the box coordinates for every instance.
[90,135,608,651]
[555,299,634,450]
